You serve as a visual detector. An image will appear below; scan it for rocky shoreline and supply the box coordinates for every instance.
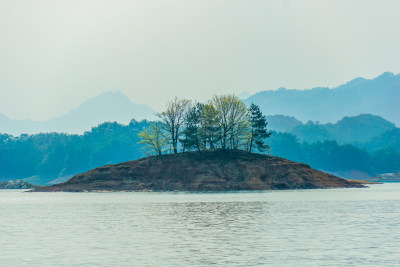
[0,180,39,189]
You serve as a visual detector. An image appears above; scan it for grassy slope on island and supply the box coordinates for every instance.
[33,150,363,192]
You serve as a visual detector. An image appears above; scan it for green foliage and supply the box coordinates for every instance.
[267,132,303,162]
[179,95,255,151]
[138,122,169,156]
[290,114,396,145]
[180,103,204,152]
[362,128,400,152]
[267,132,400,177]
[249,103,272,152]
[199,103,221,149]
[328,114,396,143]
[371,148,400,174]
[291,121,333,143]
[1,95,398,185]
[0,115,398,185]
[211,94,250,149]
[0,121,148,184]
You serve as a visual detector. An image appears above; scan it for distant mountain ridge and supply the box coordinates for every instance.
[289,114,396,143]
[1,72,399,135]
[245,72,400,126]
[267,114,398,151]
[265,115,303,132]
[0,92,156,135]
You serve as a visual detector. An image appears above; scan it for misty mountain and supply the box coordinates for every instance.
[265,115,303,132]
[324,114,396,144]
[245,72,400,125]
[289,114,397,146]
[0,92,157,135]
[362,128,400,152]
[238,91,251,99]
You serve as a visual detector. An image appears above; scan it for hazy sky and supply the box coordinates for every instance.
[1,0,399,120]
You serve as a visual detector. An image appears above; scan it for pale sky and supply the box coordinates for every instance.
[1,0,399,120]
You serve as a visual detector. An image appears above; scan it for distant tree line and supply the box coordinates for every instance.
[0,112,399,185]
[0,120,148,184]
[138,95,272,156]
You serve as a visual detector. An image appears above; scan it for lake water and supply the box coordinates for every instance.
[1,184,400,266]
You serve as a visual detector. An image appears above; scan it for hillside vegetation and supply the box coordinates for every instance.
[1,114,399,184]
[289,114,396,146]
[1,94,399,184]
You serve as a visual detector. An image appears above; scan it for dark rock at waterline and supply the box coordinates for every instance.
[0,179,39,189]
[368,173,400,182]
[32,150,364,192]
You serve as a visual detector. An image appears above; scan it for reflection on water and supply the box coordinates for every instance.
[1,184,400,266]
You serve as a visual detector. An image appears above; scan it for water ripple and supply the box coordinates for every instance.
[1,184,400,266]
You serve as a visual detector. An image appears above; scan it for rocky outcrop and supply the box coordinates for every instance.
[368,173,400,182]
[0,179,39,189]
[33,150,364,192]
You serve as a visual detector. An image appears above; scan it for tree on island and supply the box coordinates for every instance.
[138,95,272,156]
[138,122,169,156]
[211,95,249,150]
[157,97,191,154]
[199,103,220,149]
[180,103,204,152]
[248,103,272,153]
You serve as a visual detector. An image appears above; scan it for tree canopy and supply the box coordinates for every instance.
[139,95,271,155]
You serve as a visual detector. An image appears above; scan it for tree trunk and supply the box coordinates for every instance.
[249,129,255,153]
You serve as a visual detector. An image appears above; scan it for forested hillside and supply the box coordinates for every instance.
[1,118,399,184]
[288,114,397,147]
[268,132,399,179]
[0,120,149,184]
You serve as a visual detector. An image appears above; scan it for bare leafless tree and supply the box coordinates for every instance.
[157,97,191,153]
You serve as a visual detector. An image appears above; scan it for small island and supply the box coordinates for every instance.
[33,96,364,192]
[32,149,363,192]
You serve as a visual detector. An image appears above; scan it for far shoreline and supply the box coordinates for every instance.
[346,179,382,184]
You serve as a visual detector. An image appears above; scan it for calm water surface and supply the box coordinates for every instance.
[1,184,400,266]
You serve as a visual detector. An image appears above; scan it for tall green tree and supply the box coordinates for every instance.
[211,94,250,149]
[199,103,220,149]
[181,103,204,152]
[248,103,272,152]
